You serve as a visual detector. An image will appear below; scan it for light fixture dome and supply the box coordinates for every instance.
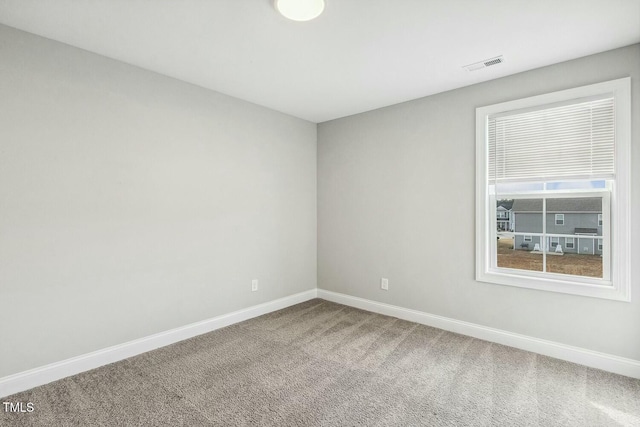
[275,0,325,22]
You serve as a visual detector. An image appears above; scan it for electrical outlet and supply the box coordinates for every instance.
[381,278,389,291]
[251,279,258,292]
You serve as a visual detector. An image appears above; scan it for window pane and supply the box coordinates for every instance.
[497,198,543,272]
[496,182,544,193]
[565,237,575,249]
[545,180,606,190]
[546,239,602,278]
[545,197,603,278]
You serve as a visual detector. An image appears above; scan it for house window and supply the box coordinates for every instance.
[476,78,631,301]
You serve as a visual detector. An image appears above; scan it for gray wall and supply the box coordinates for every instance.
[318,44,640,360]
[0,25,317,377]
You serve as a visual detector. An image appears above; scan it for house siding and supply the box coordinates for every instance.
[513,212,602,254]
[515,234,541,250]
[513,213,543,234]
[546,213,601,235]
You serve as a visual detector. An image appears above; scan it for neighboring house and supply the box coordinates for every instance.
[512,198,602,254]
[496,200,514,231]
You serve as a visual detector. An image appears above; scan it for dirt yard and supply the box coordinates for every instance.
[497,238,602,278]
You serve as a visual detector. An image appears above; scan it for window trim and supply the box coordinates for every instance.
[476,78,631,301]
[555,214,564,225]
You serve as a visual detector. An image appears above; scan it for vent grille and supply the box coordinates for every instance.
[483,58,502,67]
[463,55,504,72]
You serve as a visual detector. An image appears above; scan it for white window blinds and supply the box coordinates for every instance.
[488,97,615,183]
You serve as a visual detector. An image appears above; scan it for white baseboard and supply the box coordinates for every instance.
[3,287,637,398]
[317,289,640,379]
[0,289,318,398]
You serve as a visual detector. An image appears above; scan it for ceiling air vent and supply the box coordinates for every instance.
[463,55,504,72]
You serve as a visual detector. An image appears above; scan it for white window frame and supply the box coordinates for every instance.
[555,214,564,225]
[565,237,575,249]
[476,78,631,301]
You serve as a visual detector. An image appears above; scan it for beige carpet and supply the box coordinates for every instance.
[2,299,639,426]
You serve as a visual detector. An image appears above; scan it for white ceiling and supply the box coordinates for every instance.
[1,0,639,123]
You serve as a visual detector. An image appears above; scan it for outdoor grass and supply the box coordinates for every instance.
[497,238,603,278]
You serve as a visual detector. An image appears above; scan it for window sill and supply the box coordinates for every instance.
[477,269,629,301]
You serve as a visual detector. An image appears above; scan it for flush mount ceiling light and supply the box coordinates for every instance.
[275,0,325,22]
